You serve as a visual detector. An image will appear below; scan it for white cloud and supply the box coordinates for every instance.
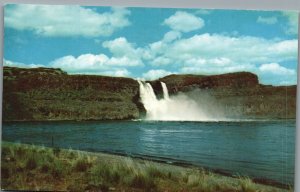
[113,69,131,77]
[163,11,204,33]
[5,5,130,37]
[49,54,139,77]
[152,57,172,66]
[101,69,131,77]
[142,33,297,84]
[282,11,298,35]
[257,16,278,25]
[50,54,108,73]
[194,9,211,15]
[3,59,44,68]
[147,41,167,58]
[4,57,131,77]
[279,80,297,85]
[48,37,143,76]
[163,31,182,43]
[102,37,144,66]
[142,69,173,80]
[259,63,295,75]
[103,37,138,57]
[257,63,296,85]
[181,63,255,75]
[4,37,143,77]
[163,33,297,66]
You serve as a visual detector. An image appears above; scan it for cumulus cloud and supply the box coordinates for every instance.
[103,38,139,57]
[4,5,130,37]
[258,63,295,75]
[99,69,131,77]
[257,16,278,25]
[48,37,143,76]
[152,57,172,66]
[4,7,297,85]
[102,37,144,66]
[50,54,132,77]
[194,9,211,15]
[163,11,204,33]
[142,69,173,80]
[181,62,255,75]
[158,33,297,67]
[50,54,108,73]
[163,31,182,43]
[3,59,44,68]
[282,11,298,35]
[4,37,144,77]
[4,57,131,77]
[258,63,296,85]
[141,32,297,84]
[49,55,136,76]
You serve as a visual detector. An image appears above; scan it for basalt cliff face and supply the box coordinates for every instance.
[151,72,296,119]
[3,67,296,121]
[3,67,144,121]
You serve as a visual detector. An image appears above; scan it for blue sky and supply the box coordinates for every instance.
[3,4,299,85]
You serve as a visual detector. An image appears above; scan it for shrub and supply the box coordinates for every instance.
[52,147,61,157]
[15,146,26,158]
[85,183,109,192]
[1,165,10,179]
[239,177,256,192]
[26,156,37,170]
[51,161,64,178]
[147,166,166,179]
[74,158,91,172]
[40,163,50,173]
[1,146,11,157]
[130,173,156,191]
[66,182,85,192]
[68,151,76,159]
[91,163,121,185]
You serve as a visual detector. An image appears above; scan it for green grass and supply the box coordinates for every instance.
[1,142,291,192]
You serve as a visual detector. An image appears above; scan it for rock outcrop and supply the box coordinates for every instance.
[3,67,296,121]
[151,73,296,119]
[3,67,144,121]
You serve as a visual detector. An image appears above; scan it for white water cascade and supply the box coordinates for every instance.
[161,82,170,100]
[138,81,212,121]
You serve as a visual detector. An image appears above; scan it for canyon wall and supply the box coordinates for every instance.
[3,67,296,121]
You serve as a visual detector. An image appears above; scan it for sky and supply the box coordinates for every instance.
[3,4,299,85]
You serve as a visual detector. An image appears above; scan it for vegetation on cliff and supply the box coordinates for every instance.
[3,67,144,121]
[3,66,296,121]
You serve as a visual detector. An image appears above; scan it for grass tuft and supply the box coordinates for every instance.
[1,142,291,192]
[73,158,91,172]
[239,177,257,192]
[25,156,37,170]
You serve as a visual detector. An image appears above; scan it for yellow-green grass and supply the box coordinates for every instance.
[1,142,292,192]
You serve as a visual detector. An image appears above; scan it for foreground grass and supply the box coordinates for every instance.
[1,142,291,192]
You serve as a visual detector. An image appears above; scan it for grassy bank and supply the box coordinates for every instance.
[1,142,291,192]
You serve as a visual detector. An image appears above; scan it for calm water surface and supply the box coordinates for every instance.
[2,120,295,185]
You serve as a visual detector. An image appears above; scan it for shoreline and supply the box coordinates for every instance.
[1,141,292,192]
[99,151,292,189]
[2,118,296,123]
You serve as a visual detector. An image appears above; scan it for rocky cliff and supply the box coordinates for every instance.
[151,72,296,119]
[3,67,296,121]
[3,67,144,121]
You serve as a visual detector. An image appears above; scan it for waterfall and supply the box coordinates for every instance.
[138,80,212,121]
[161,82,169,100]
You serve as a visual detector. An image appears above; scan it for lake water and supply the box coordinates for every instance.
[2,120,295,185]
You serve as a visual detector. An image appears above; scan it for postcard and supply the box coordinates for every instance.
[2,4,298,191]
